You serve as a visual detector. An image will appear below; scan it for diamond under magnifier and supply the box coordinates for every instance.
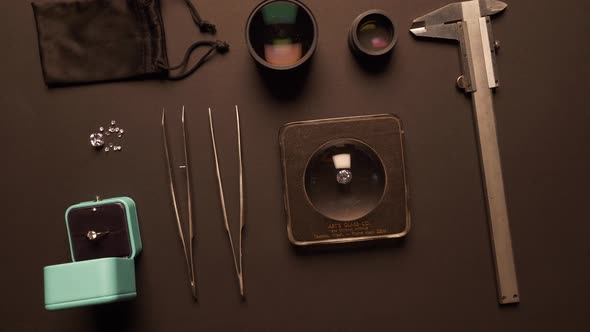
[337,169,352,184]
[90,133,104,148]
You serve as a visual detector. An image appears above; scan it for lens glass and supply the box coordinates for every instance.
[248,1,315,67]
[304,139,386,222]
[356,14,393,52]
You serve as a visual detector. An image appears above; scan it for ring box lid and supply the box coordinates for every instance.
[65,197,142,261]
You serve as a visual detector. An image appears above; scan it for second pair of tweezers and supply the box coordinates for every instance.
[162,106,245,300]
[209,106,245,298]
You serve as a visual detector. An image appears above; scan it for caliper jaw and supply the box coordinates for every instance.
[410,2,464,32]
[410,0,506,93]
[480,0,507,16]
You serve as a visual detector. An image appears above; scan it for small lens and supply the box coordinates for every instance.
[357,14,393,52]
[247,1,316,69]
[349,10,397,58]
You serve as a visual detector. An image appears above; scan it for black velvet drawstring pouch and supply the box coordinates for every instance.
[32,0,228,87]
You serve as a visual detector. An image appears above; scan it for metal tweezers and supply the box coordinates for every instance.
[208,106,245,298]
[161,106,197,300]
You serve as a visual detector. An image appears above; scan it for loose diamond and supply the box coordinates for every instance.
[90,133,104,148]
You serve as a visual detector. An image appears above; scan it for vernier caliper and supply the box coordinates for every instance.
[410,0,519,304]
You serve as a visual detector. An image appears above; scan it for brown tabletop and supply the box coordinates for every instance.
[1,0,589,331]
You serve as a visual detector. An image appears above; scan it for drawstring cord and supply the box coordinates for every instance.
[158,40,229,81]
[183,0,216,34]
[159,1,229,80]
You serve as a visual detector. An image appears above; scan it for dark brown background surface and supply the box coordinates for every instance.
[1,0,589,331]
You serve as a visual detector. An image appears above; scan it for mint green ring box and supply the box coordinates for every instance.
[44,197,142,310]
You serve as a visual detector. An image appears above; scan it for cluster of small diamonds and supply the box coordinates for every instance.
[90,120,125,152]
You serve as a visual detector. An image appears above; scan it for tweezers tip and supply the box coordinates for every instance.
[239,277,245,297]
[191,287,198,301]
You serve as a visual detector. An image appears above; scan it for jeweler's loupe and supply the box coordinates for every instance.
[246,0,318,70]
[304,139,386,222]
[349,10,397,58]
